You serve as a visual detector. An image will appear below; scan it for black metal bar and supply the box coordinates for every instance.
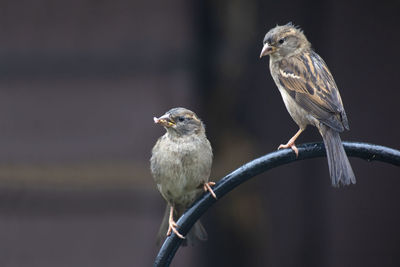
[153,142,400,267]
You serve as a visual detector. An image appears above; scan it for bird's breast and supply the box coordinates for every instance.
[150,135,212,206]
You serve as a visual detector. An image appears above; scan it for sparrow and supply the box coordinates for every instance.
[150,107,216,246]
[260,23,356,186]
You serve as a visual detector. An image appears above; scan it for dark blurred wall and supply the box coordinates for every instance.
[197,1,400,267]
[0,1,199,266]
[0,0,399,267]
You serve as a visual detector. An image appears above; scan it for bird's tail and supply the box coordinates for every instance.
[184,220,208,246]
[157,204,207,247]
[156,205,171,247]
[319,125,356,187]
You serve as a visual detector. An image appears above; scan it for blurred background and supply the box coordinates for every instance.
[0,0,399,266]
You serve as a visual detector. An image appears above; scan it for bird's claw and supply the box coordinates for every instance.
[167,207,185,239]
[278,143,299,157]
[167,220,185,239]
[204,182,217,199]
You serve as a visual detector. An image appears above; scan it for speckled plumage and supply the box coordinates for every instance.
[150,107,213,245]
[261,23,356,186]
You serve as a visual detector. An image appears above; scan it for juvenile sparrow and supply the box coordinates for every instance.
[260,23,355,186]
[150,107,216,245]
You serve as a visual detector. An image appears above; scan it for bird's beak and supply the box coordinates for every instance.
[260,43,275,58]
[153,113,176,128]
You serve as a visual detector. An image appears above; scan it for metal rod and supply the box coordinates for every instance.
[154,142,400,267]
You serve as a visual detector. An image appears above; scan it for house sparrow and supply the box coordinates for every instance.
[150,107,216,245]
[260,23,355,186]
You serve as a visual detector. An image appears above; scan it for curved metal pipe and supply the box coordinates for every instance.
[154,142,400,266]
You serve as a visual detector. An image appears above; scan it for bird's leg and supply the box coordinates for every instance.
[166,206,185,239]
[203,181,217,199]
[278,128,304,157]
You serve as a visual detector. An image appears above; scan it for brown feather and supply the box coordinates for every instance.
[274,50,348,132]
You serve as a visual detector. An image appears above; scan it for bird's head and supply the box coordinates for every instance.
[260,23,310,60]
[153,107,205,137]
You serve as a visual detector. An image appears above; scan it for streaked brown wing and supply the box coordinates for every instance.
[276,50,348,131]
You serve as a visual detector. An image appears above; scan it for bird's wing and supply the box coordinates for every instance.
[276,50,348,131]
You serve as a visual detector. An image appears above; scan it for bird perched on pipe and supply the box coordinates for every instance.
[150,107,216,246]
[260,23,355,186]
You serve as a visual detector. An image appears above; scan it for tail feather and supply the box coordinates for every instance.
[156,205,170,247]
[183,220,208,246]
[320,125,356,187]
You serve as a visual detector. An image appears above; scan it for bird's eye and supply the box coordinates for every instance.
[278,38,285,44]
[177,117,185,122]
